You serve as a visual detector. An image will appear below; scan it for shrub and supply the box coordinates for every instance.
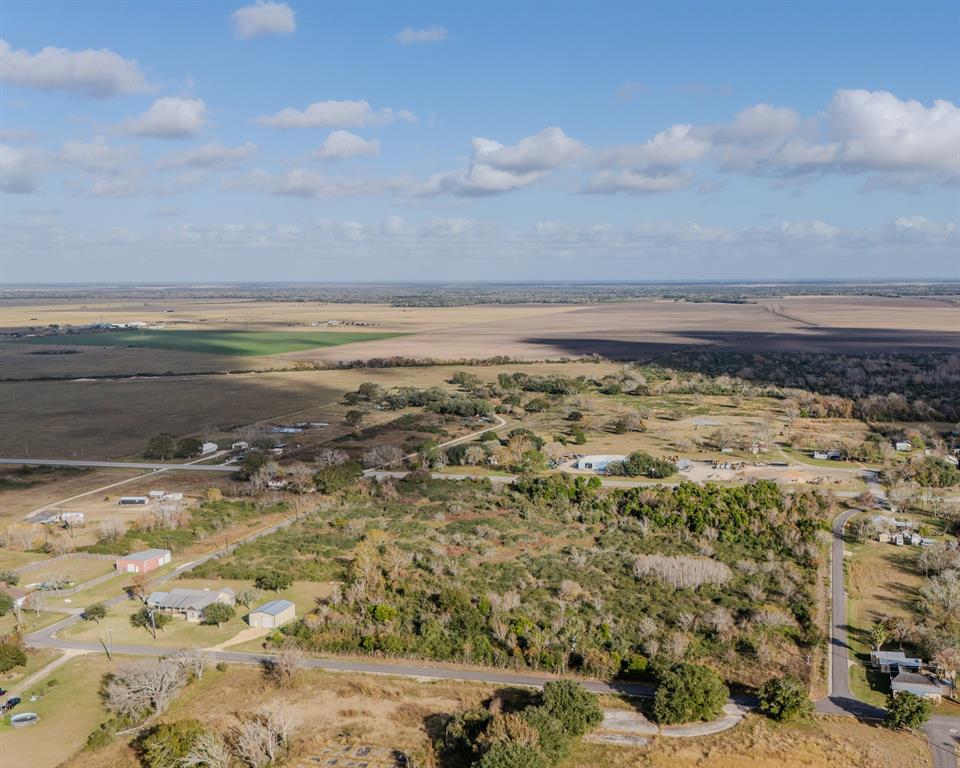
[313,461,362,494]
[174,437,203,459]
[0,635,27,673]
[884,691,932,730]
[144,433,177,460]
[475,742,548,768]
[653,663,729,724]
[141,720,207,768]
[539,680,603,737]
[758,675,812,722]
[0,592,14,617]
[618,652,650,680]
[519,707,570,764]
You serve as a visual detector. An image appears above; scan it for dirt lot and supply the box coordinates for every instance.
[64,664,495,768]
[283,296,960,364]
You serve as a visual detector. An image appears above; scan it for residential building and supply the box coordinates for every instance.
[891,671,945,702]
[871,650,922,673]
[146,586,236,622]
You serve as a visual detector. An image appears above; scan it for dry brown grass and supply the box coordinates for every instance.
[568,715,931,768]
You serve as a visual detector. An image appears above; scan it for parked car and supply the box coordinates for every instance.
[2,696,21,713]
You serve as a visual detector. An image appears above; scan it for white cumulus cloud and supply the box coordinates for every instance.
[312,130,380,161]
[0,143,45,193]
[396,25,448,44]
[231,1,296,39]
[125,97,208,139]
[0,38,150,98]
[582,169,691,194]
[258,100,417,128]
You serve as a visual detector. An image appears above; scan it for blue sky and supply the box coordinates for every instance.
[1,0,957,282]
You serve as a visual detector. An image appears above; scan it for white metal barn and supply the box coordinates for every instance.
[573,455,626,472]
[249,599,296,629]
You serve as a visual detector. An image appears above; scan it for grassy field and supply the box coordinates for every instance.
[845,509,960,715]
[0,654,112,768]
[16,555,115,587]
[15,329,407,356]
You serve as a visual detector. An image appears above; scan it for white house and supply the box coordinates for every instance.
[231,441,249,452]
[895,441,912,452]
[573,455,626,472]
[148,490,166,499]
[249,599,296,629]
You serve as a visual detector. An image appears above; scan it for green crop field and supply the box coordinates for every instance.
[15,329,407,356]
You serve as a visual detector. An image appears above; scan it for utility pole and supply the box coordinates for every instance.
[149,609,157,639]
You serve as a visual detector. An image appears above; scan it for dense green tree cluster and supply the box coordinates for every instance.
[606,451,676,479]
[443,681,601,768]
[757,675,813,722]
[497,373,587,395]
[652,663,729,724]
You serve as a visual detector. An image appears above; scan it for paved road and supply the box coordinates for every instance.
[819,505,958,767]
[0,457,236,472]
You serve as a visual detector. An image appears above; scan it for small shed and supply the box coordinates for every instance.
[115,548,172,574]
[201,442,218,455]
[119,496,148,505]
[895,441,912,452]
[249,599,295,629]
[877,531,892,544]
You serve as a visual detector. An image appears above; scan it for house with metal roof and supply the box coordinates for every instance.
[248,598,295,629]
[146,586,235,622]
[890,671,945,702]
[870,650,922,673]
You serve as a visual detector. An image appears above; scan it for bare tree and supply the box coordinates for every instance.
[363,445,405,469]
[104,659,186,719]
[463,445,487,466]
[168,649,207,681]
[230,706,297,768]
[632,554,731,590]
[266,644,304,688]
[181,729,232,768]
[315,448,349,467]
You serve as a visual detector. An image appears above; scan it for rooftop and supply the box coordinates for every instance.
[120,548,171,561]
[252,599,295,616]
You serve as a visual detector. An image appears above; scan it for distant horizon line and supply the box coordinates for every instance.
[4,278,959,288]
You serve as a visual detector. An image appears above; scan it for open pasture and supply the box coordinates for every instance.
[13,329,406,356]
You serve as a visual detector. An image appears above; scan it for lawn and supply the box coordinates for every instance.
[16,556,116,588]
[0,551,47,571]
[0,654,113,768]
[16,329,406,356]
[0,647,63,691]
[59,597,246,648]
[845,511,960,715]
[57,579,331,649]
[0,610,66,636]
